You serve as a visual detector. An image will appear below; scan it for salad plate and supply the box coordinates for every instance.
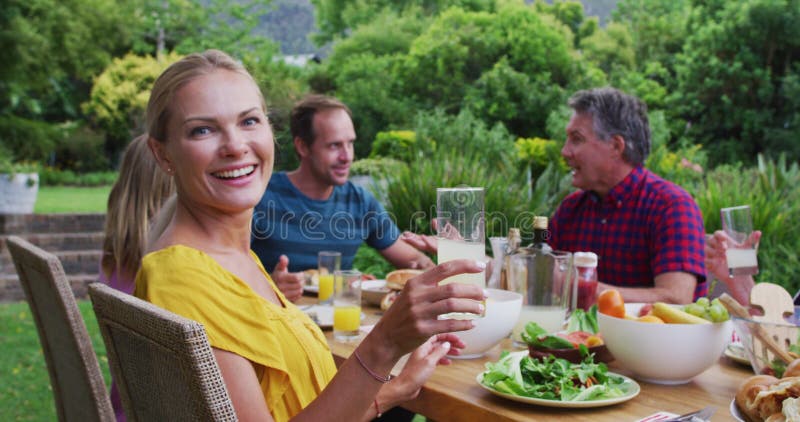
[476,371,640,408]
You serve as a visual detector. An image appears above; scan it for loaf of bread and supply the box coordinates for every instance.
[736,372,800,421]
[380,290,401,311]
[385,269,423,290]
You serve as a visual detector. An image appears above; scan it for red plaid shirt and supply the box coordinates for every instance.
[551,166,707,299]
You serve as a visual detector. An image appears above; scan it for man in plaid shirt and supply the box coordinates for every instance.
[550,87,706,304]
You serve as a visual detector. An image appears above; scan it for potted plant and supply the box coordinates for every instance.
[0,156,40,214]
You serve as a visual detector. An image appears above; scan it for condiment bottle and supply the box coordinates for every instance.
[574,251,599,311]
[531,216,552,253]
[501,228,521,290]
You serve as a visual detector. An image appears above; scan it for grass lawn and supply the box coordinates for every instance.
[35,186,111,214]
[0,300,110,421]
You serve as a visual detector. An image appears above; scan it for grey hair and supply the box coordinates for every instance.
[567,87,651,166]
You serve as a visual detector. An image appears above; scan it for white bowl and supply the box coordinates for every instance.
[448,288,522,359]
[598,303,733,384]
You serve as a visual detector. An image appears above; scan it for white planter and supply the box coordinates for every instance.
[0,173,39,214]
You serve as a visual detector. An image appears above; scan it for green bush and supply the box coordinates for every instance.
[0,115,60,164]
[39,167,116,186]
[82,52,182,163]
[515,136,567,179]
[52,123,109,172]
[0,157,40,175]
[411,109,517,172]
[369,130,420,162]
[350,157,406,178]
[353,245,394,279]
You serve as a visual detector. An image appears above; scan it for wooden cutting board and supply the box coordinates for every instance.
[749,283,797,363]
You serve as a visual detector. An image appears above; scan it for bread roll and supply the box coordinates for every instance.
[380,291,400,311]
[386,269,423,290]
[784,359,800,378]
[737,375,779,422]
[736,375,800,422]
[781,397,800,421]
[304,269,319,286]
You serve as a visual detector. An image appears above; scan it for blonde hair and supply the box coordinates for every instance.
[146,49,266,144]
[101,135,175,282]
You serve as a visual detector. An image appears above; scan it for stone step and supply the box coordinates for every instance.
[0,273,99,303]
[0,232,104,255]
[1,249,102,276]
[0,213,106,235]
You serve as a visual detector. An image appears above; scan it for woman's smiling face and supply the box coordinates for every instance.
[153,69,274,214]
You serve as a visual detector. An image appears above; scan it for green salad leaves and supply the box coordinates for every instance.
[521,305,600,350]
[566,305,599,334]
[481,350,632,402]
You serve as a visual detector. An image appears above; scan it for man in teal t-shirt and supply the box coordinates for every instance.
[252,95,434,302]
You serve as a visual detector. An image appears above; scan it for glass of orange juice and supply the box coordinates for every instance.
[318,251,341,305]
[333,270,361,342]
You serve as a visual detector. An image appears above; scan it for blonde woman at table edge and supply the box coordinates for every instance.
[133,49,487,422]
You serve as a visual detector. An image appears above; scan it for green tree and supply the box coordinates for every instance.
[397,3,582,137]
[534,0,586,47]
[81,0,287,165]
[463,58,567,138]
[309,0,498,44]
[579,22,635,76]
[310,11,429,154]
[125,0,277,60]
[0,0,128,119]
[672,0,800,165]
[0,0,128,164]
[611,0,691,71]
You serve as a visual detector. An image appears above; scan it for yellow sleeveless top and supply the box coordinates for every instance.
[134,245,337,421]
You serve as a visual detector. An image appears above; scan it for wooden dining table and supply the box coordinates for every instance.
[300,295,752,421]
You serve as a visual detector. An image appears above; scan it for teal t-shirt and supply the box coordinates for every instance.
[251,172,400,272]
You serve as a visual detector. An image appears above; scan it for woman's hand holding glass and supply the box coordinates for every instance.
[366,259,487,362]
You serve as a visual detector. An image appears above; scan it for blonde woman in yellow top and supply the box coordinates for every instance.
[135,49,487,421]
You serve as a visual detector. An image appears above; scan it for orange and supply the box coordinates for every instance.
[636,315,665,324]
[597,289,626,318]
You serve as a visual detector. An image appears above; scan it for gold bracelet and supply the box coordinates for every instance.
[353,349,393,383]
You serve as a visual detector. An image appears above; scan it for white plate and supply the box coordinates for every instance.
[476,371,640,408]
[361,279,388,292]
[304,280,389,303]
[725,343,751,366]
[730,399,747,422]
[361,280,389,306]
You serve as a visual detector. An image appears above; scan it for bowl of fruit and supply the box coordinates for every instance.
[524,305,615,364]
[597,291,733,385]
